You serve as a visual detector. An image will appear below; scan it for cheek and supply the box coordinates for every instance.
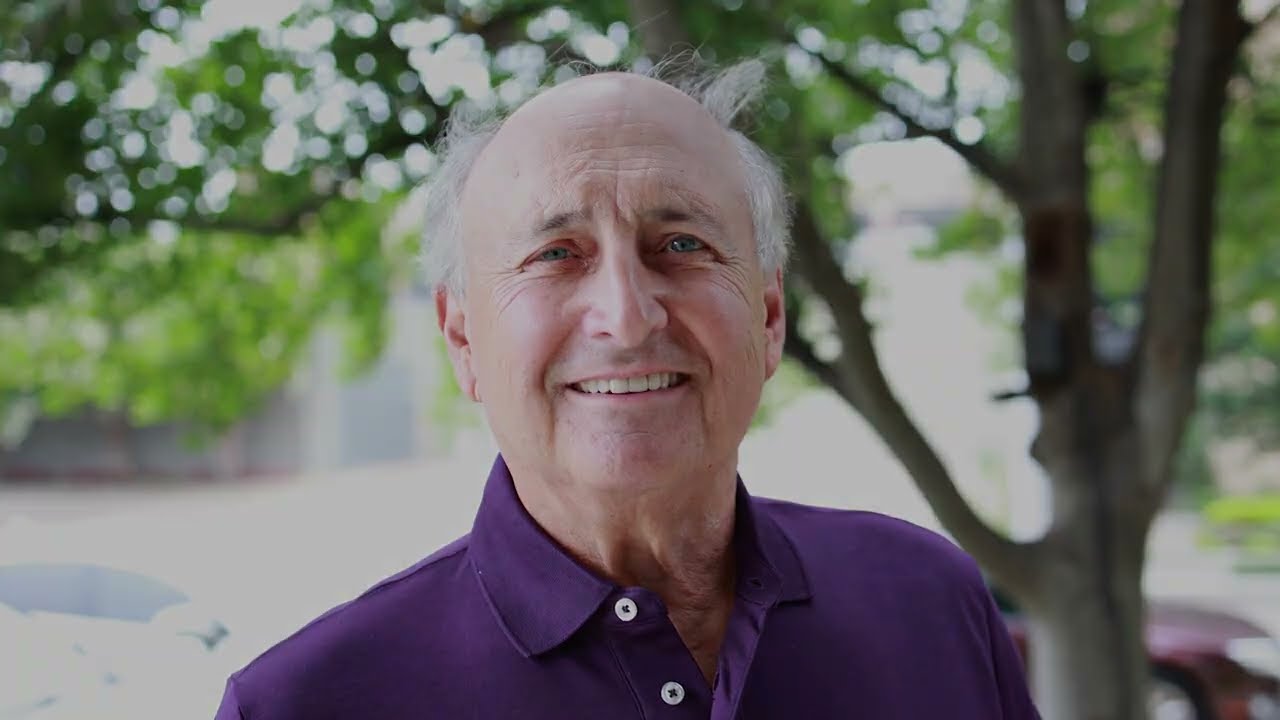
[474,285,569,391]
[683,281,766,381]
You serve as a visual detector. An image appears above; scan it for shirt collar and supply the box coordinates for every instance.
[468,454,812,658]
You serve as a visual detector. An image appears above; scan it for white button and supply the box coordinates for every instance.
[661,681,685,706]
[614,597,637,622]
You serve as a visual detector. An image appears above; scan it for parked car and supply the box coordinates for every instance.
[3,554,1276,720]
[993,588,1280,720]
[0,562,239,720]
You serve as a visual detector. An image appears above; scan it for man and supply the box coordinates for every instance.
[214,58,1040,719]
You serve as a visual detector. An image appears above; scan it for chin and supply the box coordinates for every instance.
[566,437,700,489]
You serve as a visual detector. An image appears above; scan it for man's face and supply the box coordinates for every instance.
[439,73,785,492]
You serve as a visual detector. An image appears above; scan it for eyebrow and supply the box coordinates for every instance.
[533,210,590,237]
[650,205,726,236]
[528,202,725,241]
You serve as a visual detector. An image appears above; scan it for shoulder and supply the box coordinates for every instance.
[224,535,477,715]
[756,496,988,594]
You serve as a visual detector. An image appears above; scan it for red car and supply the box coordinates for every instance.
[994,589,1280,719]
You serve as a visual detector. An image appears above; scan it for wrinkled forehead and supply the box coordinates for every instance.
[460,75,750,240]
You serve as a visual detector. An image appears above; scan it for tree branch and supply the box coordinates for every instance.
[1012,0,1089,203]
[782,302,846,395]
[7,115,434,239]
[1135,0,1249,492]
[991,386,1032,402]
[809,52,1027,204]
[457,4,542,48]
[625,0,693,58]
[788,197,1037,592]
[182,195,334,236]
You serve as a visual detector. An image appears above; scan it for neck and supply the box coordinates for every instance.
[515,461,737,587]
[510,459,740,685]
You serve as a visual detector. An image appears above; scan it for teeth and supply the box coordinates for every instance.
[576,373,681,394]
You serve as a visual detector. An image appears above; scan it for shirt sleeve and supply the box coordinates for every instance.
[981,589,1042,720]
[213,675,247,720]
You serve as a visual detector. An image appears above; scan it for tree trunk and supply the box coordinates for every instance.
[1023,440,1156,720]
[1027,541,1148,720]
[1017,341,1160,719]
[1008,1,1248,717]
[1135,0,1249,493]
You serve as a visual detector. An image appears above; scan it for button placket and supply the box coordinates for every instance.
[604,589,708,717]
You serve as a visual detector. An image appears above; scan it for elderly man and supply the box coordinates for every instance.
[214,59,1039,719]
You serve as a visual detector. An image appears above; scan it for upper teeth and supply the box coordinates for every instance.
[575,373,681,394]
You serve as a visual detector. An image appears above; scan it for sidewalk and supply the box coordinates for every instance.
[3,423,1278,653]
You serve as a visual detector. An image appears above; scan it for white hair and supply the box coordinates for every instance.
[418,56,791,295]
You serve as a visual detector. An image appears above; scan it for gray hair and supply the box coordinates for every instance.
[419,57,791,295]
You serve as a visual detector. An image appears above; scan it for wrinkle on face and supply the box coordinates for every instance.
[455,71,773,487]
[485,270,540,317]
[463,76,749,254]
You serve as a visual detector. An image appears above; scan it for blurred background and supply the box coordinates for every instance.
[1,0,1279,718]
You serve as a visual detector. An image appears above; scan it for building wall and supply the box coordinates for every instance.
[0,282,442,482]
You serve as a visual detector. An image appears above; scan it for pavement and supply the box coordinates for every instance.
[2,408,1278,664]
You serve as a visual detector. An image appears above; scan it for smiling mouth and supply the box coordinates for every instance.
[570,372,689,395]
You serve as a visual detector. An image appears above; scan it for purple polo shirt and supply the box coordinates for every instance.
[214,456,1040,719]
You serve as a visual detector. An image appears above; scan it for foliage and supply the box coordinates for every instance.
[1,0,1276,455]
[750,358,817,430]
[4,3,1274,715]
[426,330,483,447]
[1202,87,1280,449]
[1171,411,1217,509]
[1,0,434,432]
[922,1,1280,460]
[1206,493,1280,525]
[1201,494,1280,566]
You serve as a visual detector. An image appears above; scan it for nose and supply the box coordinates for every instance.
[582,251,669,348]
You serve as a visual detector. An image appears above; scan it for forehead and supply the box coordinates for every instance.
[461,75,749,239]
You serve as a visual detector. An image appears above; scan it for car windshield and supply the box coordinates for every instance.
[0,563,189,622]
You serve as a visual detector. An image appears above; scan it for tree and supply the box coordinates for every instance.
[617,2,1271,718]
[0,0,423,430]
[3,0,1279,716]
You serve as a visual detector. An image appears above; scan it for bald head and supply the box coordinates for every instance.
[419,58,791,295]
[474,72,741,179]
[503,71,733,148]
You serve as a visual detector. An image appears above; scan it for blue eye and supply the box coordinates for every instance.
[537,247,572,262]
[667,234,704,253]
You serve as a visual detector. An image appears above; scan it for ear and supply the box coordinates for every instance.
[763,267,785,381]
[435,287,481,402]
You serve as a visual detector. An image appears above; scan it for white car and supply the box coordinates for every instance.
[0,562,239,719]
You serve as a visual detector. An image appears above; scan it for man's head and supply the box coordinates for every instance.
[426,59,790,494]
